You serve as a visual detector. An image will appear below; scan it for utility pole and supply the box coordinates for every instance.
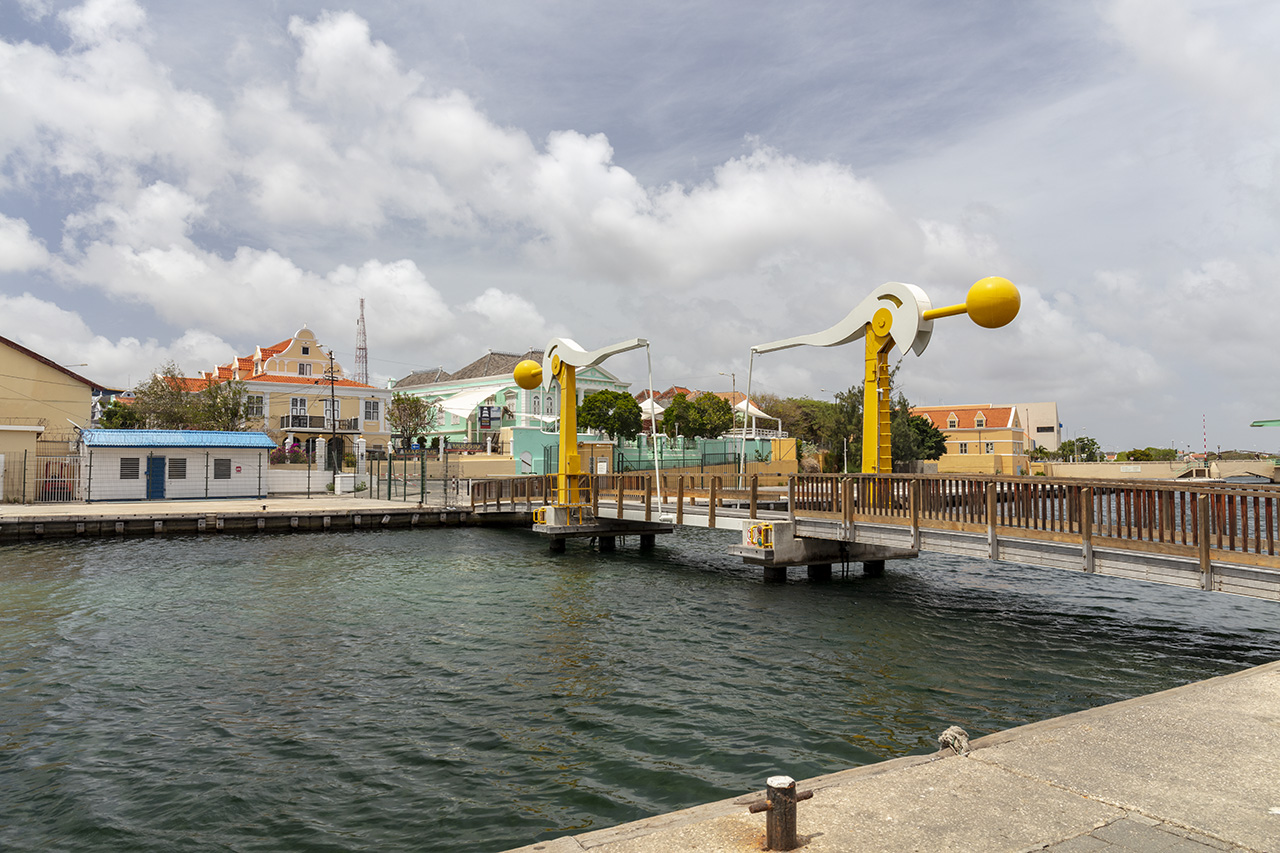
[326,350,338,486]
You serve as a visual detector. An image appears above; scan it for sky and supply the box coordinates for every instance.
[1,0,1278,454]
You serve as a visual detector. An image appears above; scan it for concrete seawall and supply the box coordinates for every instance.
[507,660,1280,852]
[0,496,531,543]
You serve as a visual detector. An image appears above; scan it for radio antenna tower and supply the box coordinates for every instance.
[354,298,369,385]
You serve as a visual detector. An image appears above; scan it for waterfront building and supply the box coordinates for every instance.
[912,403,1031,475]
[0,334,116,502]
[186,326,393,461]
[1017,401,1062,452]
[391,349,631,453]
[78,429,276,502]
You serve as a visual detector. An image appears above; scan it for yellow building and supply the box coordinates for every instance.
[912,403,1031,475]
[189,326,393,460]
[0,333,108,501]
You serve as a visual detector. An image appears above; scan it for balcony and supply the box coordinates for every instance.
[279,415,361,432]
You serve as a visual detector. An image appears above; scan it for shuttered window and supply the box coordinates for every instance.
[169,458,187,479]
[213,458,232,479]
[120,458,140,479]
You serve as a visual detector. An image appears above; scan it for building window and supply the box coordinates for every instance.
[246,395,264,418]
[169,458,187,479]
[975,417,985,428]
[364,400,379,422]
[532,396,541,416]
[291,397,307,416]
[298,363,312,376]
[985,442,995,454]
[947,417,957,429]
[958,443,968,455]
[1036,425,1054,433]
[120,457,140,479]
[213,458,231,479]
[302,346,310,355]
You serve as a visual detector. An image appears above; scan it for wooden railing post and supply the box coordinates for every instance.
[1081,487,1094,573]
[910,478,921,550]
[676,475,685,526]
[616,474,624,519]
[709,477,718,528]
[986,482,997,559]
[645,475,653,521]
[787,476,796,521]
[1198,493,1213,590]
[750,474,759,520]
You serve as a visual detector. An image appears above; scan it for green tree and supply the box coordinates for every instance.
[578,390,643,442]
[98,399,141,429]
[1060,436,1103,462]
[903,412,947,461]
[197,377,249,431]
[662,392,734,442]
[386,392,441,449]
[131,362,200,429]
[692,392,734,438]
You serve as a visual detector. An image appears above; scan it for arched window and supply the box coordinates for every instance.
[532,396,541,416]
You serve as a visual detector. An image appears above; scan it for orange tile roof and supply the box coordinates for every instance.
[259,339,292,357]
[912,404,1019,431]
[243,373,375,389]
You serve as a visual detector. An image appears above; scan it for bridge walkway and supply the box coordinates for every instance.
[473,472,1280,602]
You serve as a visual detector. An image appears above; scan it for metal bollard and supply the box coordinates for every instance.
[747,775,813,851]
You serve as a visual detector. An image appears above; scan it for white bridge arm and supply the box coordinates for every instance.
[750,282,935,357]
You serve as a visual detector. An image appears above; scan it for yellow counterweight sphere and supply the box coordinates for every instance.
[965,276,1020,329]
[514,359,543,390]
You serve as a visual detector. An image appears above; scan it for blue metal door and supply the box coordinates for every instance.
[146,456,166,499]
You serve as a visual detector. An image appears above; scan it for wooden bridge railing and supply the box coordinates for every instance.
[471,471,1280,565]
[787,473,1280,563]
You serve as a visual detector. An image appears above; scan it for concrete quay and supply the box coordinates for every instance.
[0,494,530,542]
[507,661,1280,853]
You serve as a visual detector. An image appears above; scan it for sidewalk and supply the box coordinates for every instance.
[0,493,457,521]
[507,661,1280,852]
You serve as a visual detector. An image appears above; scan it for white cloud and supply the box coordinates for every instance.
[4,0,1280,451]
[0,214,50,271]
[1103,0,1277,122]
[0,292,236,387]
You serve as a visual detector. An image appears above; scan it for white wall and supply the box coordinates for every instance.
[82,447,268,501]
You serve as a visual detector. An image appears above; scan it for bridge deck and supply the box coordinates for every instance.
[473,473,1280,601]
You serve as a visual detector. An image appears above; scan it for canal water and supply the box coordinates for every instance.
[2,527,1277,852]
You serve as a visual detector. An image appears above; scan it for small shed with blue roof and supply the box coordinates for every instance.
[79,430,277,501]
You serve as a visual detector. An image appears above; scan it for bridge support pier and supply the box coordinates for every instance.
[764,565,788,583]
[549,538,566,554]
[862,560,885,577]
[640,533,656,549]
[807,564,832,582]
[599,536,616,551]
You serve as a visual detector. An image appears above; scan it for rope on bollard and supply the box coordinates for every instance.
[938,725,971,756]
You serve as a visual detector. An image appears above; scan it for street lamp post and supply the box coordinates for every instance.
[720,370,741,486]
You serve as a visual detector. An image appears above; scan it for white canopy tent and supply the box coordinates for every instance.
[733,398,770,419]
[639,399,665,419]
[438,383,507,418]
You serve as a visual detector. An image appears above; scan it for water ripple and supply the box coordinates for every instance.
[1,527,1277,851]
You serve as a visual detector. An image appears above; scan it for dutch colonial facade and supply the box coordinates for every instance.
[190,326,393,458]
[912,403,1032,475]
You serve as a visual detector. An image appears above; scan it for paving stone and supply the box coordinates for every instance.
[1091,818,1177,852]
[1044,834,1111,852]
